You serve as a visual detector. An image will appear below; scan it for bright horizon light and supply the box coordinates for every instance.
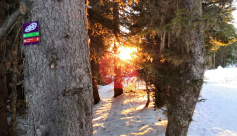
[118,47,137,61]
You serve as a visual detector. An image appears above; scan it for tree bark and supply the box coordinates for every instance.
[113,45,123,97]
[23,0,93,135]
[92,77,100,104]
[113,0,123,97]
[0,1,9,135]
[145,71,150,107]
[91,56,100,104]
[165,0,205,135]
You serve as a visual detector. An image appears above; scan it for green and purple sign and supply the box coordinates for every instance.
[23,21,40,46]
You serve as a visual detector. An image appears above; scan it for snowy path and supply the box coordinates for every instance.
[188,68,237,136]
[93,68,237,136]
[93,83,167,136]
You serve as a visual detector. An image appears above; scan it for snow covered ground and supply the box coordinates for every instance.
[93,83,167,136]
[188,67,237,136]
[93,67,237,136]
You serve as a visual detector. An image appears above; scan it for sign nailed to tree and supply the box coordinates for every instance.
[23,21,40,46]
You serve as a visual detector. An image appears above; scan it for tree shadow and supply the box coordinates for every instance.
[92,89,167,136]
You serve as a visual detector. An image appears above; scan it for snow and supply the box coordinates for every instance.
[93,68,237,136]
[188,68,237,136]
[93,82,167,136]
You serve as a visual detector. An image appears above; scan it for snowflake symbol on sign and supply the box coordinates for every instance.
[25,22,37,32]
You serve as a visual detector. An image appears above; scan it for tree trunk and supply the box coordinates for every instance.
[90,58,100,104]
[0,1,9,135]
[23,0,93,135]
[92,77,100,104]
[145,73,150,107]
[145,90,150,107]
[154,84,166,108]
[113,0,123,97]
[113,45,123,97]
[165,0,205,135]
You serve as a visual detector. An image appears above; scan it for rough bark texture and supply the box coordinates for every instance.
[0,1,9,135]
[23,0,93,135]
[165,0,205,135]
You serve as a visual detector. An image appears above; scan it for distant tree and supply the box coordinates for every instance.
[87,0,126,98]
[23,0,93,135]
[202,0,237,68]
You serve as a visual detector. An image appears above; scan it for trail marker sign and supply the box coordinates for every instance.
[23,21,40,46]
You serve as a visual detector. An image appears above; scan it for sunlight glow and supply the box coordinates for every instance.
[139,125,149,131]
[118,47,137,61]
[121,104,146,115]
[93,98,112,123]
[93,123,104,128]
[95,103,112,115]
[131,127,153,135]
[154,120,168,126]
[123,92,154,104]
[120,116,135,120]
[92,113,109,122]
[93,130,97,134]
[125,121,129,126]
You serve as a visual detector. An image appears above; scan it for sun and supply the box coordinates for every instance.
[118,47,137,61]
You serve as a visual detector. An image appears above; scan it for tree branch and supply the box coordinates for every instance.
[0,0,30,39]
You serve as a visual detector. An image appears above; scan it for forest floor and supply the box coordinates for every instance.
[93,83,167,136]
[94,67,237,136]
[188,67,237,136]
[9,67,237,136]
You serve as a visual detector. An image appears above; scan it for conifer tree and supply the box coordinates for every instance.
[23,0,93,135]
[127,0,204,135]
[126,0,236,135]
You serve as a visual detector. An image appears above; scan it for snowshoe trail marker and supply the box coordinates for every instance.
[23,21,40,46]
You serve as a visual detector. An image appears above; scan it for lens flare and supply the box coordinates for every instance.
[118,47,137,61]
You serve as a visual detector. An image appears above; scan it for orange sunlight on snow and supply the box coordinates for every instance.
[92,98,112,123]
[93,87,168,135]
[154,120,168,126]
[131,127,153,135]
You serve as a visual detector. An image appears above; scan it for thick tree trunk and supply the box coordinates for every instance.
[165,0,205,135]
[165,85,203,136]
[23,0,93,135]
[0,1,9,135]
